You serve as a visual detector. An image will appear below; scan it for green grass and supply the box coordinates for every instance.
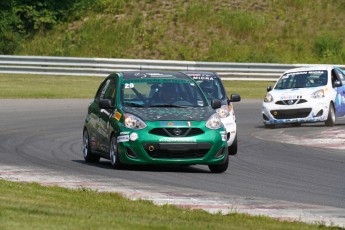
[0,74,103,98]
[0,179,337,230]
[0,74,272,99]
[223,80,275,100]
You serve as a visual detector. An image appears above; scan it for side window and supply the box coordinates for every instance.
[214,79,225,100]
[94,78,117,104]
[103,79,116,105]
[95,79,111,101]
[335,69,345,85]
[331,69,345,88]
[103,79,117,104]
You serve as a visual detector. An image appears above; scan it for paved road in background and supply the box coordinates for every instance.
[0,99,344,227]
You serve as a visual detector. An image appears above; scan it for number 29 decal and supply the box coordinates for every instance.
[124,83,134,88]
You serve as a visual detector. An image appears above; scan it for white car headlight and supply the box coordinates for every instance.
[206,113,223,130]
[311,89,325,99]
[264,93,273,102]
[124,113,147,130]
[216,105,230,118]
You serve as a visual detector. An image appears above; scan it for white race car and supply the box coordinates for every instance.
[182,71,241,155]
[262,65,345,128]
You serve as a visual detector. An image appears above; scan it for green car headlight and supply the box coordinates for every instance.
[206,113,223,130]
[124,113,147,130]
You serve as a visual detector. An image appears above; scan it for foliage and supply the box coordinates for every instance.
[3,0,345,64]
[0,0,96,54]
[313,33,343,63]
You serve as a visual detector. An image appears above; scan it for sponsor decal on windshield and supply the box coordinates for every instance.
[192,75,214,80]
[285,70,326,78]
[123,79,191,84]
[134,73,176,78]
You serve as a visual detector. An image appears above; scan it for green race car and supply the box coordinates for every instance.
[83,71,229,173]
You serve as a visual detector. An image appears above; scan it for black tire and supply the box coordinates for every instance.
[82,129,100,163]
[291,123,302,127]
[228,134,237,156]
[208,154,229,173]
[109,135,123,169]
[325,103,335,127]
[264,124,275,129]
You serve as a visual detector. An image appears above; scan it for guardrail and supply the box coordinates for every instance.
[1,55,344,81]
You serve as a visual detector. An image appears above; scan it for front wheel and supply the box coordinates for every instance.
[83,130,100,163]
[109,135,124,169]
[325,103,335,127]
[208,154,229,173]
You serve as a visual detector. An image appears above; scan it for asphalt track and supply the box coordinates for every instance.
[0,99,345,227]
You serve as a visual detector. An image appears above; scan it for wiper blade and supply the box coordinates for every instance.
[149,104,186,108]
[123,102,144,107]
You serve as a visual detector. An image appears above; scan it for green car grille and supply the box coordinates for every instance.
[149,128,204,137]
[142,142,211,159]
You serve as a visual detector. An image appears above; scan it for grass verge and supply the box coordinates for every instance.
[0,179,336,230]
[0,74,274,99]
[222,80,275,100]
[0,74,103,99]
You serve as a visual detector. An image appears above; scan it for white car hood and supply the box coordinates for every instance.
[270,87,324,101]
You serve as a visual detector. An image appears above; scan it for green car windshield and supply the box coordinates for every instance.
[121,78,208,107]
[275,70,328,89]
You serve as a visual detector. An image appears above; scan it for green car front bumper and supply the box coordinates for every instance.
[116,121,228,165]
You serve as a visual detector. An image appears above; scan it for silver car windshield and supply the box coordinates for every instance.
[194,78,225,100]
[275,70,328,89]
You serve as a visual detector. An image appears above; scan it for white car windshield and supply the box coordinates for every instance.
[275,70,328,89]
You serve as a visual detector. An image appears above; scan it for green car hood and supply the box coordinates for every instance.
[123,107,215,121]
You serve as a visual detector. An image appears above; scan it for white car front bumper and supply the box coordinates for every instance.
[262,98,330,125]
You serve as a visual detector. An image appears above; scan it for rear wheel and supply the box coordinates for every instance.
[109,135,123,169]
[208,154,229,173]
[83,130,100,163]
[325,103,335,127]
[228,134,237,155]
